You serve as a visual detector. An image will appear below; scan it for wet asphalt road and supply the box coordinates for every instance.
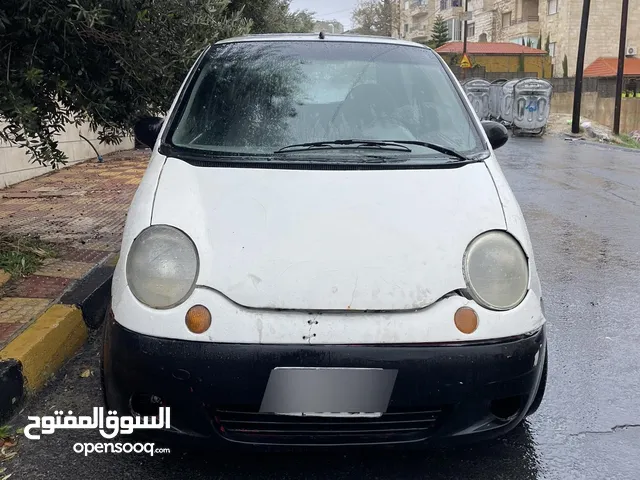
[4,136,640,479]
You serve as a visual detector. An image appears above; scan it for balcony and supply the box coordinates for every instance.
[500,15,540,40]
[437,0,463,19]
[409,25,430,42]
[410,3,429,17]
[514,15,540,24]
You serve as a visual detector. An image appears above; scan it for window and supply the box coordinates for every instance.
[405,1,410,10]
[445,18,462,41]
[502,12,512,27]
[467,22,475,37]
[440,0,448,9]
[548,0,558,15]
[548,42,556,57]
[405,23,410,33]
[168,41,484,161]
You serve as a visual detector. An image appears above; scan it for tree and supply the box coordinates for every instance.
[352,0,394,36]
[562,54,569,77]
[0,0,312,168]
[545,34,551,53]
[229,0,314,33]
[430,15,450,48]
[538,33,543,50]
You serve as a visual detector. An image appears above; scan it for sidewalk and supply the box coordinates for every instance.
[0,150,149,349]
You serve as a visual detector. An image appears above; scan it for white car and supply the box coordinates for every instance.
[103,33,548,448]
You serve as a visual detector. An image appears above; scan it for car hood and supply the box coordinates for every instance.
[151,158,506,311]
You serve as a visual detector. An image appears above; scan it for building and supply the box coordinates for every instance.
[584,56,640,95]
[395,0,464,44]
[394,0,640,78]
[539,0,640,77]
[436,41,553,77]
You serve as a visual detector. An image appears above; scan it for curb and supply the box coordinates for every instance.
[0,261,116,423]
[60,261,116,329]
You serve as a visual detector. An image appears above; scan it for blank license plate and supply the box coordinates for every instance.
[259,367,397,417]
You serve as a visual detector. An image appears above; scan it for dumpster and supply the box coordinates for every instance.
[461,78,491,120]
[488,79,508,121]
[499,79,520,126]
[512,78,553,136]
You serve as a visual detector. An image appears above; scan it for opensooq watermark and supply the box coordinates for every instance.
[23,407,172,456]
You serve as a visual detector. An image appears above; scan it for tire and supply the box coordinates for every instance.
[526,348,548,416]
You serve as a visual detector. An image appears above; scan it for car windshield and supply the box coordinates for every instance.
[167,40,486,162]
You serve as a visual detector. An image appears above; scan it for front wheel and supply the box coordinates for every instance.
[526,348,548,416]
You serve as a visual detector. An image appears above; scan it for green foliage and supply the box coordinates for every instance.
[0,234,57,278]
[545,34,550,53]
[526,39,533,48]
[0,0,314,168]
[538,33,543,49]
[521,38,526,46]
[352,0,394,36]
[618,134,640,149]
[230,0,314,34]
[562,54,568,77]
[430,15,450,48]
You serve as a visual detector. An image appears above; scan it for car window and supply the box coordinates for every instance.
[168,41,485,161]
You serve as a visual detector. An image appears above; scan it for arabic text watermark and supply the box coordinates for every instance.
[23,407,172,456]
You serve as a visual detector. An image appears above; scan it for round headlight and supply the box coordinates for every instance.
[463,231,529,311]
[126,225,199,309]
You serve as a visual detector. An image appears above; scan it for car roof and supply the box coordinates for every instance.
[215,33,430,50]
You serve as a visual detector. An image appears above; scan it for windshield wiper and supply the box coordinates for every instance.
[274,139,470,161]
[274,139,412,153]
[376,140,470,161]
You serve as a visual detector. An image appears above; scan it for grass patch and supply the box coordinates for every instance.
[0,234,57,278]
[0,426,11,440]
[617,134,640,149]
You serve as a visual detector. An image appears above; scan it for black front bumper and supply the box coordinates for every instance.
[103,312,546,449]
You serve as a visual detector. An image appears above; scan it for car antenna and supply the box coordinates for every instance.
[319,31,325,39]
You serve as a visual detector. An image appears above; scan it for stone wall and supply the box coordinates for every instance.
[551,92,640,133]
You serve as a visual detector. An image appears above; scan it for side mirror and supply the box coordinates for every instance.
[481,121,509,150]
[134,117,164,148]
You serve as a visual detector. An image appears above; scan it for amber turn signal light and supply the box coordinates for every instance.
[454,307,478,334]
[185,305,211,334]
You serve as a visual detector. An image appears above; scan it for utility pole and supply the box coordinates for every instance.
[613,0,630,135]
[461,0,470,80]
[571,0,591,134]
[463,0,469,55]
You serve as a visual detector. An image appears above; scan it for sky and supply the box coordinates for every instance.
[290,0,360,30]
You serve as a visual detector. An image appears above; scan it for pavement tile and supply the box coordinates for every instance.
[34,260,95,279]
[0,297,50,324]
[79,240,121,252]
[4,275,72,299]
[0,150,146,245]
[0,322,23,345]
[0,203,25,212]
[58,247,109,264]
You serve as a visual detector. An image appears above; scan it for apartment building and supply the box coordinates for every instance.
[540,0,640,77]
[395,0,640,78]
[396,0,464,44]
